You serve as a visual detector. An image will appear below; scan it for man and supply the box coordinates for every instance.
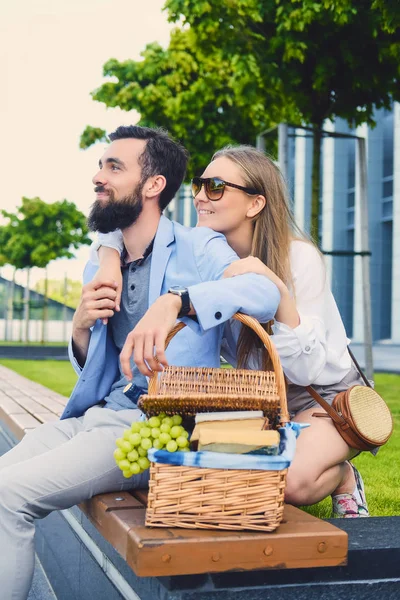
[0,125,280,600]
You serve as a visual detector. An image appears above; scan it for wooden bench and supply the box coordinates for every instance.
[0,364,348,578]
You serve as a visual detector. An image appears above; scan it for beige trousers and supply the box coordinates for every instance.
[0,405,148,600]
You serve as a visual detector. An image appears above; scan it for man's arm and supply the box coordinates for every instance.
[187,229,280,330]
[120,230,280,379]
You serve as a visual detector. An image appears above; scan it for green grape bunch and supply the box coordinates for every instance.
[114,413,190,478]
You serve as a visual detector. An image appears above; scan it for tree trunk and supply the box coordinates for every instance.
[41,268,49,344]
[3,276,10,341]
[24,268,31,342]
[8,269,16,342]
[278,123,288,182]
[18,275,23,342]
[62,273,68,343]
[310,125,323,245]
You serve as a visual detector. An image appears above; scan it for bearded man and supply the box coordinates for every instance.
[0,125,280,600]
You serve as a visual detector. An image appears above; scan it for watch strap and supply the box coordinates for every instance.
[177,290,191,318]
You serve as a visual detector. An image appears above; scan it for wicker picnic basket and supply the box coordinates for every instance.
[141,313,290,532]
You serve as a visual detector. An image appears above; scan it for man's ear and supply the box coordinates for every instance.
[145,175,167,198]
[246,194,266,219]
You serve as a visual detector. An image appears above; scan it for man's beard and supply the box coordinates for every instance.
[87,185,144,233]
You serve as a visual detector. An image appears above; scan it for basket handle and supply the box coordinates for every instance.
[148,312,289,424]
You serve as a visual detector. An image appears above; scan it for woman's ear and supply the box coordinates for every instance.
[246,194,266,219]
[145,175,167,198]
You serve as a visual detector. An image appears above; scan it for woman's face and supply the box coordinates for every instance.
[193,156,258,236]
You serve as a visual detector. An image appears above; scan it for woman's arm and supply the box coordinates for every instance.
[90,231,123,323]
[223,256,300,328]
[223,245,350,385]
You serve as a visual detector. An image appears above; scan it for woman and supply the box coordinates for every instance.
[93,144,369,518]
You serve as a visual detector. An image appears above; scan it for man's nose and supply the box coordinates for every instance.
[92,169,106,186]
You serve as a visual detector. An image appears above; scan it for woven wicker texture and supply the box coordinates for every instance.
[349,386,393,443]
[146,463,287,531]
[145,313,289,532]
[138,367,281,419]
[142,313,289,423]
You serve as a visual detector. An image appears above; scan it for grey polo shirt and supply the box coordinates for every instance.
[103,241,153,411]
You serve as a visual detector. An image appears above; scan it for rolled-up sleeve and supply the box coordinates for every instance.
[271,313,327,384]
[270,241,351,386]
[89,231,124,265]
[185,228,280,333]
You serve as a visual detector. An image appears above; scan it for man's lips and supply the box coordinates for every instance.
[95,190,110,199]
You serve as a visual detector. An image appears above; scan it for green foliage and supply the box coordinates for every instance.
[372,0,400,32]
[165,0,399,128]
[84,26,284,177]
[34,278,82,309]
[82,0,399,235]
[80,126,107,149]
[0,197,91,271]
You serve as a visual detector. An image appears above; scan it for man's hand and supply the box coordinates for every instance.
[72,279,118,366]
[120,293,182,379]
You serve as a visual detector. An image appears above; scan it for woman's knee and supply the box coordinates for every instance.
[284,470,317,506]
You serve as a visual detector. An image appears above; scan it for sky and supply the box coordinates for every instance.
[0,0,173,287]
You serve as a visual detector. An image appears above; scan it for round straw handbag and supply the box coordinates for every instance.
[307,347,393,451]
[308,384,393,451]
[141,313,291,532]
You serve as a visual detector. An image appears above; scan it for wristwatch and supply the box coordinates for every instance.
[168,286,191,318]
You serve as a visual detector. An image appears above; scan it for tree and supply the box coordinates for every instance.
[80,26,291,177]
[34,278,82,309]
[82,0,399,243]
[0,197,91,341]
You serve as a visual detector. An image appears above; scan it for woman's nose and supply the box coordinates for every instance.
[194,183,208,201]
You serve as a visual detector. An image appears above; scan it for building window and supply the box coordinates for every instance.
[382,110,394,224]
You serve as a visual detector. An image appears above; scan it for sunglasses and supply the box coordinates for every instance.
[191,176,259,201]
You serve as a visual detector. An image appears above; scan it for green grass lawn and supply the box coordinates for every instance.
[0,341,68,346]
[0,360,398,517]
[0,359,77,397]
[302,373,400,518]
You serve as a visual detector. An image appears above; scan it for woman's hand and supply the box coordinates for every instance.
[93,247,122,324]
[223,256,300,328]
[223,256,285,293]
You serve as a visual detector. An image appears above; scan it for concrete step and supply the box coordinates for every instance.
[28,557,57,600]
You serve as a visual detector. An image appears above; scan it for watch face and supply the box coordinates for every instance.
[169,285,187,294]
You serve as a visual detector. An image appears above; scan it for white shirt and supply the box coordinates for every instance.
[270,240,351,385]
[91,233,352,387]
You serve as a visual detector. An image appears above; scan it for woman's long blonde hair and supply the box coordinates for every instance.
[212,145,309,369]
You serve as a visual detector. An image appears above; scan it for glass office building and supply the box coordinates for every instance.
[290,104,398,343]
[0,276,75,342]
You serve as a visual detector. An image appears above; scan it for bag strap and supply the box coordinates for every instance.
[347,346,372,388]
[306,345,371,418]
[305,385,347,425]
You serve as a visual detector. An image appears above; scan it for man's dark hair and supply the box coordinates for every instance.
[108,125,189,212]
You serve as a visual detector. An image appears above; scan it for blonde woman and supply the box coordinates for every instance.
[93,145,369,518]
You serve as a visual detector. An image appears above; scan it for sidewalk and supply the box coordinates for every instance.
[350,342,400,374]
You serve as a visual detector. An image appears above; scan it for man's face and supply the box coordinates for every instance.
[88,138,148,233]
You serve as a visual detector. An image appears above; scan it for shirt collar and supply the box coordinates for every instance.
[121,237,155,268]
